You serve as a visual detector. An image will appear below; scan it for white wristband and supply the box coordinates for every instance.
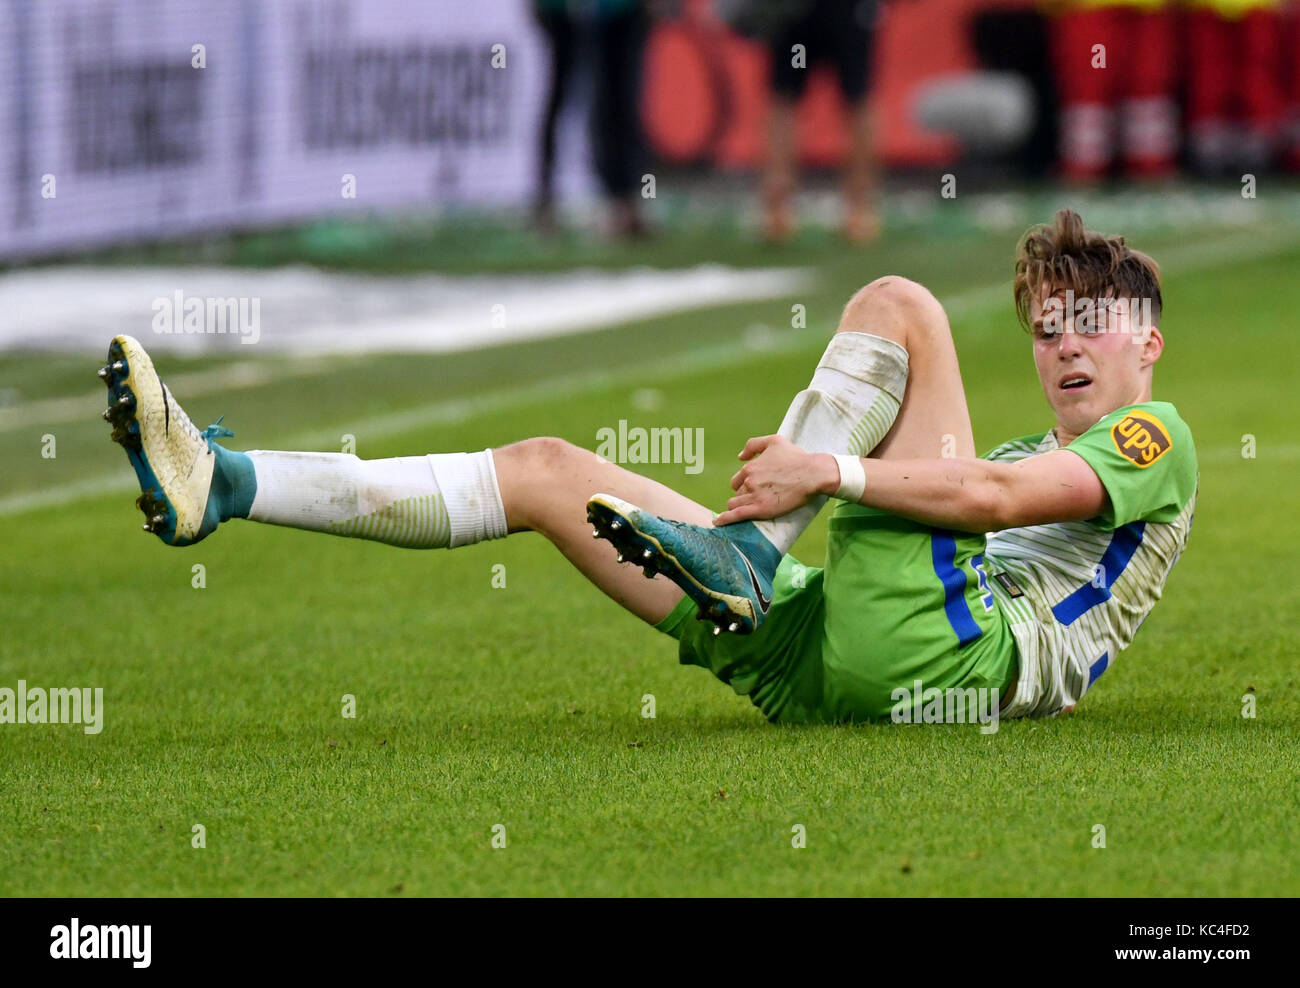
[831,454,867,503]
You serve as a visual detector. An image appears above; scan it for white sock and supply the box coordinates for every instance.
[244,449,507,548]
[753,332,908,554]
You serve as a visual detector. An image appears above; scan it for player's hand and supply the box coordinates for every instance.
[712,435,835,526]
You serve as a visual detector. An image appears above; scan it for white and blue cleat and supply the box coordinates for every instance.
[586,492,782,636]
[99,334,237,547]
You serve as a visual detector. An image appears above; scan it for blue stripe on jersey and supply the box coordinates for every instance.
[930,531,982,648]
[1051,522,1147,626]
[1088,652,1110,686]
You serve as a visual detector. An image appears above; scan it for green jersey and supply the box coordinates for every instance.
[983,401,1198,718]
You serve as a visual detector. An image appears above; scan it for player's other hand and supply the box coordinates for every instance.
[713,435,837,526]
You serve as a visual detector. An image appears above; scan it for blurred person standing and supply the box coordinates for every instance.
[1288,1,1300,171]
[1183,0,1286,176]
[1050,0,1178,181]
[532,0,651,237]
[729,0,881,244]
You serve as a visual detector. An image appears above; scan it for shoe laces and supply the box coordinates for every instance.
[200,415,235,450]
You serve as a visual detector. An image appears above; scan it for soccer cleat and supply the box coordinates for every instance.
[99,335,238,546]
[586,492,782,635]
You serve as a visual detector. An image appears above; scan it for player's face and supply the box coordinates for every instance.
[1029,286,1163,442]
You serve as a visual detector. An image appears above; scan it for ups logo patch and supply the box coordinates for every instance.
[1111,410,1172,467]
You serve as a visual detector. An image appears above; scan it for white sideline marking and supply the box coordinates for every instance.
[4,228,1298,517]
[0,264,816,357]
[0,358,336,433]
[1201,444,1300,463]
[0,263,813,433]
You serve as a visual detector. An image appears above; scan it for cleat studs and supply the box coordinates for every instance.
[111,360,125,373]
[616,553,626,563]
[115,394,134,409]
[712,625,722,636]
[102,408,112,421]
[97,365,110,381]
[136,488,168,521]
[642,567,655,579]
[642,549,652,560]
[110,424,141,449]
[610,519,622,531]
[592,528,601,539]
[140,511,167,534]
[728,622,740,633]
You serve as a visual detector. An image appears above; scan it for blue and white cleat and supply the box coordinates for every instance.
[586,492,782,636]
[99,334,238,546]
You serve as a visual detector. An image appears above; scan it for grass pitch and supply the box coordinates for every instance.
[2,200,1298,896]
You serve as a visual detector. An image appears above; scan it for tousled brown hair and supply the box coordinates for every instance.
[1013,209,1162,332]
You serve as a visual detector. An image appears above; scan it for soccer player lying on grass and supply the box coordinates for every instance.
[100,208,1196,723]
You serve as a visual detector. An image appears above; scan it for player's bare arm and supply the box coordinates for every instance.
[712,435,1108,533]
